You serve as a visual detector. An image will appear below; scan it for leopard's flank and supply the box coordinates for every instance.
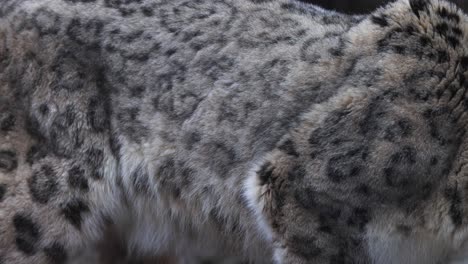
[1,0,468,263]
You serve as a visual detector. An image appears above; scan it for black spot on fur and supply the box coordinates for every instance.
[61,199,90,229]
[289,235,322,259]
[377,27,419,55]
[165,48,177,57]
[458,73,466,87]
[122,30,143,43]
[371,15,389,27]
[437,7,449,19]
[131,166,149,194]
[359,99,386,135]
[327,157,360,182]
[405,25,416,35]
[50,106,82,157]
[87,94,111,134]
[67,166,89,191]
[294,187,317,210]
[326,148,365,183]
[384,119,412,141]
[109,135,121,158]
[385,143,424,191]
[183,131,201,150]
[257,162,273,185]
[32,8,61,36]
[86,148,104,180]
[64,0,96,2]
[355,184,371,197]
[390,146,417,165]
[25,116,44,141]
[447,13,460,23]
[117,107,149,142]
[158,158,175,180]
[392,45,405,54]
[423,108,452,145]
[410,0,428,18]
[0,150,17,172]
[55,106,76,128]
[209,207,226,231]
[288,165,306,182]
[318,221,332,234]
[437,7,460,23]
[105,0,143,8]
[407,75,433,101]
[38,104,49,115]
[325,109,351,128]
[445,187,463,226]
[26,145,47,164]
[280,3,294,10]
[119,7,136,17]
[278,139,299,157]
[329,38,345,57]
[347,207,370,230]
[300,37,321,63]
[158,158,185,199]
[437,50,449,63]
[141,6,154,16]
[127,50,150,61]
[13,214,41,255]
[0,184,6,202]
[181,30,203,43]
[322,15,341,25]
[447,36,460,48]
[0,113,15,132]
[200,141,237,176]
[44,242,67,264]
[248,0,274,3]
[452,27,463,36]
[436,22,449,36]
[129,85,145,97]
[280,2,310,15]
[419,36,431,47]
[180,166,194,188]
[317,207,341,234]
[460,57,468,69]
[28,165,59,204]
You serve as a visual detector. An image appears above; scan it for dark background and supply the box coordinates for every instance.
[302,0,468,14]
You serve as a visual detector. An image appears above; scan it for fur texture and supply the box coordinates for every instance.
[1,0,468,263]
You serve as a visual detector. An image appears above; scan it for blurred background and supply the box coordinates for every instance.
[303,0,468,14]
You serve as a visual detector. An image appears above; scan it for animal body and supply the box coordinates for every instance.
[1,0,468,263]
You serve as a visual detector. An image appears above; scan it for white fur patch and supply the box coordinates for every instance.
[242,158,275,243]
[273,247,286,264]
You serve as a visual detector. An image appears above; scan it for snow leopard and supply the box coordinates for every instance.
[1,0,468,263]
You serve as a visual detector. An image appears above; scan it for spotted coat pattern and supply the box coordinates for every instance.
[1,0,468,263]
